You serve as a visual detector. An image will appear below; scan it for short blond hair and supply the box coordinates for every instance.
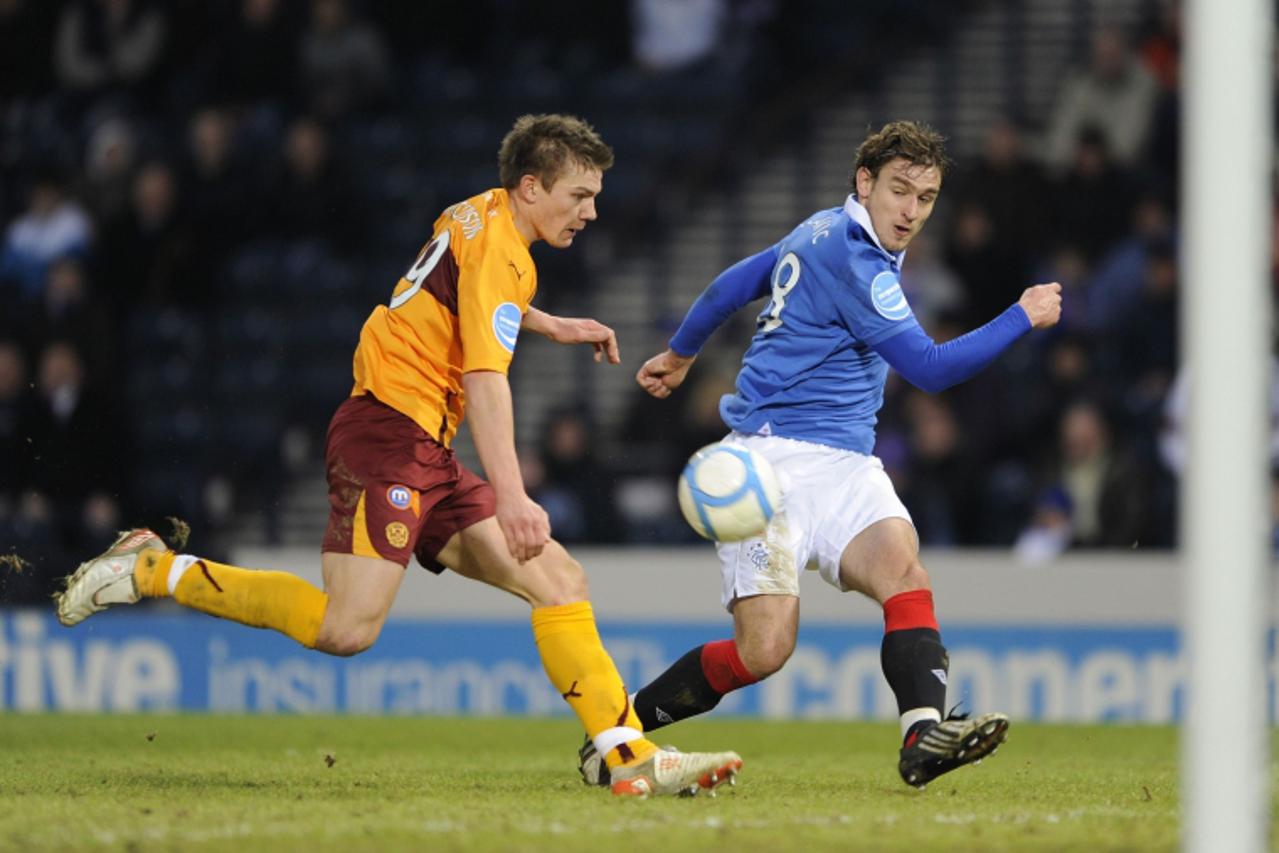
[498,114,614,190]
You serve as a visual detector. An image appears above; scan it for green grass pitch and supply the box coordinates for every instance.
[0,715,1266,851]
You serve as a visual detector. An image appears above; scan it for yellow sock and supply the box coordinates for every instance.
[134,550,175,598]
[140,551,327,648]
[531,602,657,769]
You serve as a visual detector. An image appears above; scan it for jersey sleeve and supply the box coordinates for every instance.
[873,304,1031,393]
[833,251,921,345]
[669,244,779,356]
[458,239,528,374]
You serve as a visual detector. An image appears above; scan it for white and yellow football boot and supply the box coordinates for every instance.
[609,747,743,798]
[56,528,167,626]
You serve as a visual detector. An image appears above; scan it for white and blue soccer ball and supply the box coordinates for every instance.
[678,443,782,541]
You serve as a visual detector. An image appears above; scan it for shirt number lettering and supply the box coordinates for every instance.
[759,251,800,333]
[390,231,451,310]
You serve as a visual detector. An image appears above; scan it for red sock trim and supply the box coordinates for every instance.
[883,589,940,633]
[700,639,758,695]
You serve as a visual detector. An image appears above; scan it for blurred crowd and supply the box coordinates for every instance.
[517,2,1236,558]
[0,0,1260,603]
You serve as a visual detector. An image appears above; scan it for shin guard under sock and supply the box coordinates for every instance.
[881,590,948,737]
[633,640,757,732]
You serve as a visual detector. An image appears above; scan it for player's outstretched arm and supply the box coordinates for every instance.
[636,349,696,399]
[1017,282,1063,329]
[522,306,620,363]
[462,369,550,562]
[874,281,1062,394]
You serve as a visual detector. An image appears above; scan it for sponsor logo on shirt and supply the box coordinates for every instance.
[492,302,522,353]
[870,271,911,321]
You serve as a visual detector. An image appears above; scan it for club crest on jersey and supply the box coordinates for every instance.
[870,271,911,321]
[386,485,412,510]
[492,302,521,353]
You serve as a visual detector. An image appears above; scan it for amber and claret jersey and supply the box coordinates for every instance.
[350,188,537,447]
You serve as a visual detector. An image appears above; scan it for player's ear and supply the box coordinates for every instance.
[516,173,539,203]
[854,166,873,201]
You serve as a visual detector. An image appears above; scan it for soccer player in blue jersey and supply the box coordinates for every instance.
[582,120,1062,789]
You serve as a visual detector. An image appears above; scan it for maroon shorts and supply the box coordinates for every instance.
[321,394,496,571]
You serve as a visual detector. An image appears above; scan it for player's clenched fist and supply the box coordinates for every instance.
[1018,282,1063,329]
[637,349,696,398]
[496,492,550,563]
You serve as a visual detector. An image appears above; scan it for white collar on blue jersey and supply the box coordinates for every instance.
[843,194,906,266]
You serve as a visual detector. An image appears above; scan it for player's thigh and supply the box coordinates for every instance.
[837,517,928,603]
[730,593,799,677]
[316,550,404,651]
[435,517,587,608]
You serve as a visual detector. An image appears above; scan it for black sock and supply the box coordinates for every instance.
[881,627,949,725]
[632,645,724,731]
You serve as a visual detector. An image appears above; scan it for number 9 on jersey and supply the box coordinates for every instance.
[678,443,782,542]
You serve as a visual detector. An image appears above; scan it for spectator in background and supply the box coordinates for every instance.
[1138,1,1182,182]
[631,0,726,74]
[1047,399,1147,549]
[1084,192,1175,333]
[273,117,357,247]
[1044,25,1159,171]
[1048,128,1135,262]
[944,201,1028,330]
[1007,333,1105,457]
[1139,0,1181,92]
[212,0,298,109]
[1115,241,1178,421]
[298,0,391,120]
[98,161,201,310]
[29,258,117,393]
[0,169,92,302]
[947,119,1047,279]
[897,391,980,546]
[53,0,168,108]
[896,230,965,330]
[20,340,124,545]
[534,408,624,543]
[0,339,29,504]
[1013,487,1074,564]
[183,107,260,260]
[82,116,138,231]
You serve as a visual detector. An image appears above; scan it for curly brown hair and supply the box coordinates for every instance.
[851,121,952,188]
[498,114,614,190]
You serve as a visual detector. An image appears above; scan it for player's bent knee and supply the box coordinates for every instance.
[539,553,589,607]
[739,634,795,679]
[316,632,375,657]
[314,621,384,657]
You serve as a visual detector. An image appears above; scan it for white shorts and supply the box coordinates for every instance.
[714,432,913,611]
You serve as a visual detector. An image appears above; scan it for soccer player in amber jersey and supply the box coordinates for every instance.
[57,114,741,798]
[580,121,1062,790]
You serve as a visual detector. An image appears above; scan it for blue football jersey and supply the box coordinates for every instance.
[721,195,919,454]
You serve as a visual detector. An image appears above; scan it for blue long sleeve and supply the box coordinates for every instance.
[669,245,778,356]
[873,304,1032,393]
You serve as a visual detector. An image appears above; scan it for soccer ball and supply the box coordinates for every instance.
[678,443,781,541]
